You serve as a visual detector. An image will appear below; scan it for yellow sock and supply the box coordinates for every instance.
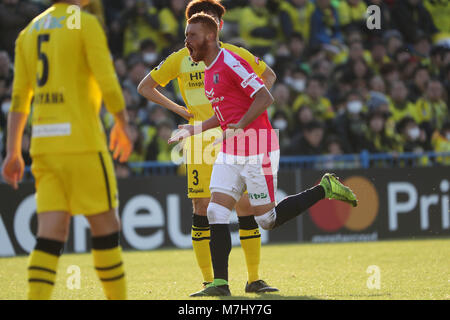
[92,246,127,300]
[27,250,59,300]
[192,226,214,283]
[239,228,261,284]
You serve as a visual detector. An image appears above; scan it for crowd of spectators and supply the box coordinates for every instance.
[1,0,450,176]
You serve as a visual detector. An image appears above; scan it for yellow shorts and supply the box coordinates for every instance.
[185,129,220,199]
[31,151,118,215]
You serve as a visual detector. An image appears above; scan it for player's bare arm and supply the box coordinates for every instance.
[260,67,276,90]
[137,74,193,121]
[1,111,28,189]
[228,87,274,130]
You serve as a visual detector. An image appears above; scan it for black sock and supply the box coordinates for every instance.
[238,215,259,230]
[192,214,209,228]
[35,237,65,256]
[274,185,325,228]
[209,224,231,282]
[91,232,120,250]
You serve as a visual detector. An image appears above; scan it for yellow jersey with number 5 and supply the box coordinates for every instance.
[11,3,124,156]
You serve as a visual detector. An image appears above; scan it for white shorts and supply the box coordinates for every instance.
[209,151,279,206]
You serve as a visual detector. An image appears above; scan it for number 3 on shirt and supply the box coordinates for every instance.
[213,105,225,122]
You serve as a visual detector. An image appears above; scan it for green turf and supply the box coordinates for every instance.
[0,238,449,300]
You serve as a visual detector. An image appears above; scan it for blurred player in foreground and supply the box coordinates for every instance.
[169,13,358,297]
[1,0,132,300]
[138,0,278,294]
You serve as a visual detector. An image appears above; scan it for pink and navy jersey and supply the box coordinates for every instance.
[204,48,279,156]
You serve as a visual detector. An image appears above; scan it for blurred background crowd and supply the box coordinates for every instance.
[0,0,450,178]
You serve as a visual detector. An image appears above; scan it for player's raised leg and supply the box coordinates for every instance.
[253,173,358,231]
[235,194,279,293]
[27,211,70,300]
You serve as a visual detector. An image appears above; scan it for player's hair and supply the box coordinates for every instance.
[185,0,226,21]
[187,12,219,37]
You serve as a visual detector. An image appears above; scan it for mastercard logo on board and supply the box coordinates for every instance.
[309,176,379,232]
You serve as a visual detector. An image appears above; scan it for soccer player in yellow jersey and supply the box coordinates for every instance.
[1,0,132,300]
[138,0,278,294]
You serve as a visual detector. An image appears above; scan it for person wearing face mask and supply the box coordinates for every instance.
[396,116,432,166]
[140,38,160,68]
[284,64,308,94]
[271,110,291,152]
[332,90,367,153]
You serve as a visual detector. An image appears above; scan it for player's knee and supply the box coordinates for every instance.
[236,195,253,216]
[207,202,231,224]
[37,212,70,241]
[254,208,277,230]
[192,198,209,216]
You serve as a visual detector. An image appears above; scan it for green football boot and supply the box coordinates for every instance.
[190,279,231,297]
[320,173,358,207]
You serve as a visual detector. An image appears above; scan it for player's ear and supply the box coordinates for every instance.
[207,32,215,42]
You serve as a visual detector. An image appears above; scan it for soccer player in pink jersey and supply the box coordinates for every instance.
[170,13,358,297]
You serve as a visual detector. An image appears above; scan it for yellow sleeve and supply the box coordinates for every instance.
[223,43,267,77]
[150,50,183,87]
[10,31,33,115]
[81,13,124,115]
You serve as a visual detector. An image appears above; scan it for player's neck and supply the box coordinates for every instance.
[204,45,221,68]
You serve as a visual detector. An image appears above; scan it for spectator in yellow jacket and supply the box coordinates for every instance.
[278,0,315,41]
[431,121,450,165]
[414,79,448,135]
[239,0,279,56]
[337,0,367,31]
[292,75,335,121]
[388,80,418,124]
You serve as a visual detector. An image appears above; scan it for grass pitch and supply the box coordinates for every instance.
[0,238,448,300]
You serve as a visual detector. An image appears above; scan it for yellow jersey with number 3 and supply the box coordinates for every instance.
[11,3,124,156]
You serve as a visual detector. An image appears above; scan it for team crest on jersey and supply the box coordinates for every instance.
[213,73,220,84]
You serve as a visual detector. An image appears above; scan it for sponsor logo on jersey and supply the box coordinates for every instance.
[241,73,257,88]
